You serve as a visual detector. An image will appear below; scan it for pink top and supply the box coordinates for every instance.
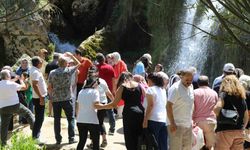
[193,86,218,123]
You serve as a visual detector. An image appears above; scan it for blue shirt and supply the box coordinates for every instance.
[133,61,145,76]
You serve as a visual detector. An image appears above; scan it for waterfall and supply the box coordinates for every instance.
[48,33,77,53]
[168,0,217,74]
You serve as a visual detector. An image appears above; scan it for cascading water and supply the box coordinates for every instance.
[48,33,77,53]
[168,0,217,74]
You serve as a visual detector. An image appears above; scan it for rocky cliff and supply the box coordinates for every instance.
[0,0,50,67]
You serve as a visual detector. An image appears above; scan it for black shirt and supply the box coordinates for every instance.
[216,92,247,132]
[45,61,58,75]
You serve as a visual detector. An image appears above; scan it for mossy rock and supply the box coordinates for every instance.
[77,28,106,60]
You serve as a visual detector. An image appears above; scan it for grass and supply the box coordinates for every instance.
[0,133,46,150]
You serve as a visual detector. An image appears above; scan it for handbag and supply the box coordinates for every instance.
[137,129,158,150]
[217,97,239,125]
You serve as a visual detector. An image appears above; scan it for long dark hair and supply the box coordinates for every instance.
[116,72,133,89]
[147,72,164,87]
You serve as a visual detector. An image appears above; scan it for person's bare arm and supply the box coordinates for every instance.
[167,102,177,134]
[101,86,123,109]
[213,98,224,117]
[244,110,249,129]
[143,94,154,128]
[32,80,45,105]
[64,52,80,67]
[106,90,114,102]
[47,83,53,97]
[19,76,27,91]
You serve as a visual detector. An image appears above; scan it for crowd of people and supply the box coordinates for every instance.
[0,48,250,150]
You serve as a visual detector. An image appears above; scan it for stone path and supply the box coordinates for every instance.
[19,117,126,150]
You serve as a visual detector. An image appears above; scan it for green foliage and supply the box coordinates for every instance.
[0,133,45,150]
[47,43,55,62]
[77,28,106,60]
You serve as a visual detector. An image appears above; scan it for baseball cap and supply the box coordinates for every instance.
[142,53,152,64]
[223,63,235,73]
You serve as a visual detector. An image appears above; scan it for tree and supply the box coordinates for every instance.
[200,0,250,51]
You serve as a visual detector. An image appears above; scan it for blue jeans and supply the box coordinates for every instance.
[148,120,168,150]
[106,98,115,132]
[52,100,75,142]
[32,98,45,139]
[0,103,34,145]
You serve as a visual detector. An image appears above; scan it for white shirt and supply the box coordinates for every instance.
[30,66,47,98]
[168,80,194,127]
[77,88,100,124]
[70,71,77,101]
[0,80,22,108]
[146,86,167,123]
[98,78,109,104]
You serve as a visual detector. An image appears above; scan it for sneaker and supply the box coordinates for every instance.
[87,143,93,149]
[108,130,114,135]
[56,141,61,145]
[100,139,107,147]
[34,138,45,145]
[69,139,77,144]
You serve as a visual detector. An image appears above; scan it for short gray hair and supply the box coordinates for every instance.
[58,56,68,67]
[0,70,11,80]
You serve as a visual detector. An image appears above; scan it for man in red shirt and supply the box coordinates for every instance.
[95,53,116,135]
[74,49,93,95]
[96,53,115,94]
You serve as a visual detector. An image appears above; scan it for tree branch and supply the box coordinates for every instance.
[200,0,250,51]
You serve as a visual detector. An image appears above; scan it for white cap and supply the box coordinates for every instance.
[223,63,235,73]
[142,53,152,64]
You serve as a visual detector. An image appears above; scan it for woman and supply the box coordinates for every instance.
[214,75,248,150]
[143,72,168,150]
[132,53,152,78]
[76,76,103,150]
[240,75,250,149]
[100,72,144,150]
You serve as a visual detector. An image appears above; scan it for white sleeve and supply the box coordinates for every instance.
[146,87,154,95]
[102,80,109,93]
[168,86,178,104]
[14,82,22,91]
[93,90,100,102]
[31,71,39,81]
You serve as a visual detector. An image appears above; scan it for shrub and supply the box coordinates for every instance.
[0,133,45,150]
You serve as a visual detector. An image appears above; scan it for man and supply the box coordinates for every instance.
[95,53,116,135]
[45,53,60,80]
[48,52,80,144]
[45,53,60,117]
[193,75,218,150]
[167,68,194,150]
[0,70,34,145]
[74,49,93,95]
[30,56,47,140]
[212,63,235,94]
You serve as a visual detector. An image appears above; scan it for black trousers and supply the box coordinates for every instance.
[32,98,45,139]
[77,123,100,150]
[97,108,106,135]
[123,111,144,150]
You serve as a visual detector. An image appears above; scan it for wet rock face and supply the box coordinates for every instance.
[50,0,115,39]
[1,16,48,66]
[0,1,49,67]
